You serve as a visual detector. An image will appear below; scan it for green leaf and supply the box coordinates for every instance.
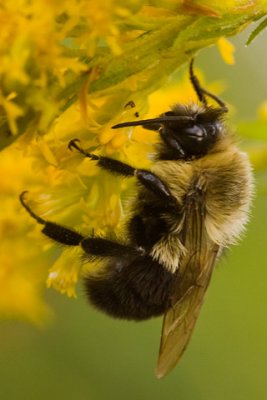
[246,16,267,45]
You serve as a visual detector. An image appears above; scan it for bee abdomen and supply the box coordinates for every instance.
[83,255,175,321]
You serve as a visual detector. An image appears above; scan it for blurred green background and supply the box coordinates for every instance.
[1,27,267,400]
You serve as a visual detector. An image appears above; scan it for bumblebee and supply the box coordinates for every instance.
[20,60,254,378]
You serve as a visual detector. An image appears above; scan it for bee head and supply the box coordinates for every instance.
[112,59,228,160]
[157,105,226,159]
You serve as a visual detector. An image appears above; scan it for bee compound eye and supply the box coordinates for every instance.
[204,122,223,137]
[204,124,216,136]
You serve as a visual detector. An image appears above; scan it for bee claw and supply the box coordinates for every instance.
[19,190,29,201]
[68,138,81,152]
[19,191,45,225]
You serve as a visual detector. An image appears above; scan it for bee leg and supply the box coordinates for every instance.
[69,139,175,203]
[81,237,145,259]
[20,192,145,255]
[19,191,84,246]
[69,139,136,176]
[134,169,175,202]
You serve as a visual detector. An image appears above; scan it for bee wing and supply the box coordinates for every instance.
[156,196,221,378]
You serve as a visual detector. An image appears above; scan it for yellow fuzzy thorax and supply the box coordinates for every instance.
[150,136,254,272]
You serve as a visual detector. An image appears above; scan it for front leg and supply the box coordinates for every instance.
[69,139,175,203]
[69,139,135,176]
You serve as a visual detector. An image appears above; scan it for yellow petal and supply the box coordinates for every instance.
[217,37,235,65]
[47,247,82,298]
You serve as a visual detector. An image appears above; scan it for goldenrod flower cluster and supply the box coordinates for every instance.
[0,0,266,323]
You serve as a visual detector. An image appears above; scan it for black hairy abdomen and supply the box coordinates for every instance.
[84,188,179,321]
[84,255,175,321]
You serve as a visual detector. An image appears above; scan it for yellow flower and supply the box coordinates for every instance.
[217,37,236,65]
[0,148,51,324]
[0,91,24,135]
[47,247,83,298]
[1,0,266,323]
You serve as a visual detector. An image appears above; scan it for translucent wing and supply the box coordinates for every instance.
[156,192,221,378]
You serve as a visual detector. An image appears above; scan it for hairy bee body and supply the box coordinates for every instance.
[84,104,253,322]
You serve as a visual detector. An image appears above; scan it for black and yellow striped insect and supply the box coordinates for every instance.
[20,60,254,378]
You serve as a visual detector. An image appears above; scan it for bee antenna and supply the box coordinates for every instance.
[112,116,194,129]
[189,59,228,113]
[189,59,207,106]
[19,191,45,225]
